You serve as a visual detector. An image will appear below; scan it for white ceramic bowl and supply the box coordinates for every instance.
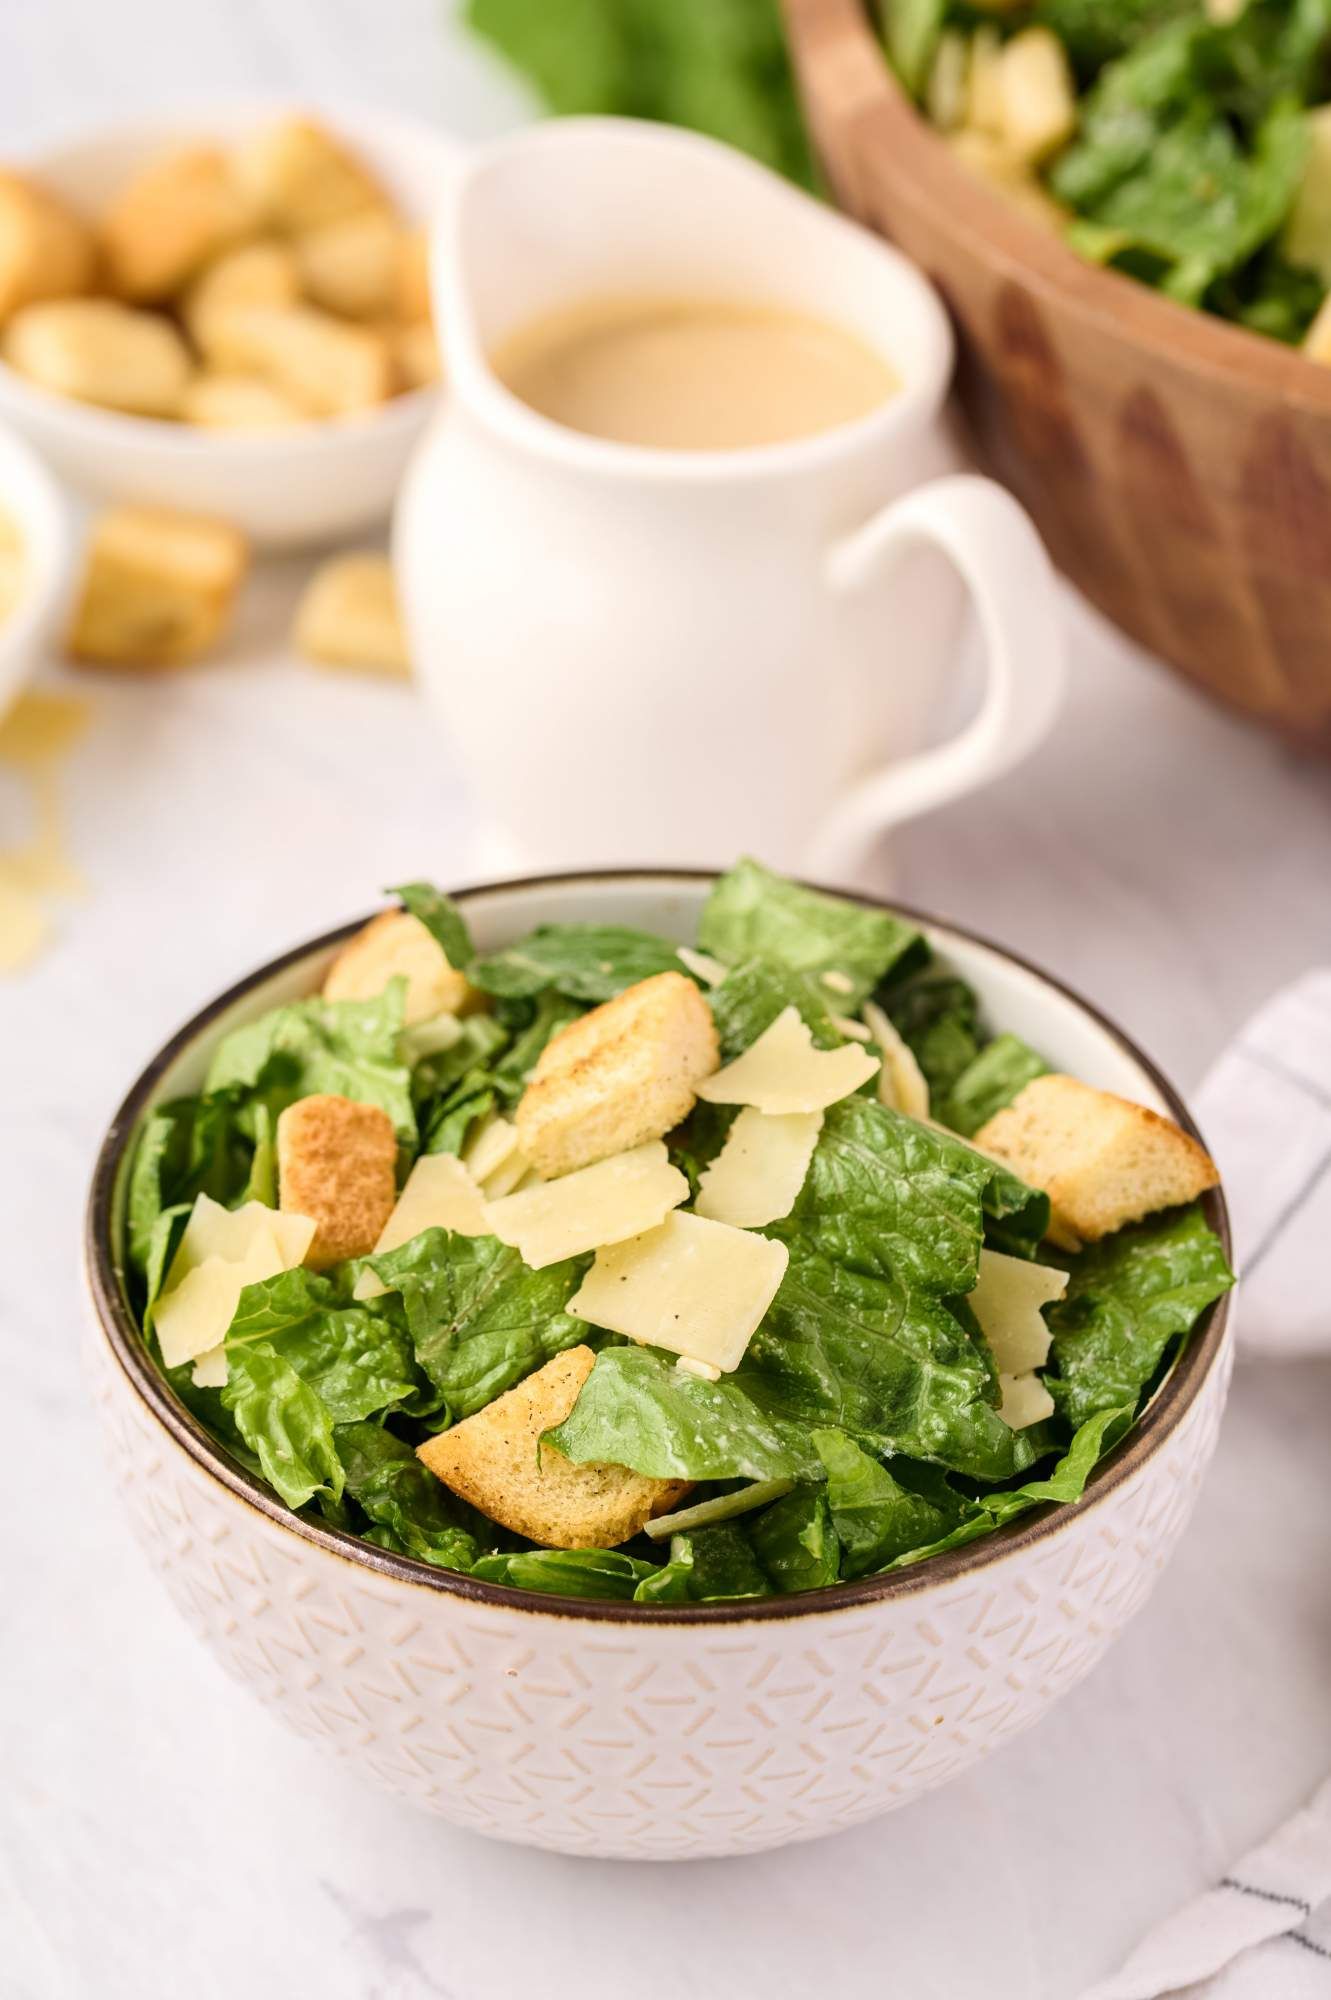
[0,420,74,716]
[0,103,463,548]
[85,872,1233,1860]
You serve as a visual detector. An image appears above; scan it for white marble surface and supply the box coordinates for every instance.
[5,7,1331,1998]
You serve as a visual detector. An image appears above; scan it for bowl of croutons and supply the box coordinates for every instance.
[86,865,1233,1858]
[0,104,459,546]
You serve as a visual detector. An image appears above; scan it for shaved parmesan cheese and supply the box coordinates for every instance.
[569,1211,788,1373]
[863,1000,930,1120]
[675,1355,721,1382]
[485,1141,688,1269]
[354,1153,488,1298]
[479,1150,531,1199]
[695,1106,822,1227]
[463,1115,521,1186]
[969,1246,1067,1374]
[676,945,728,987]
[821,970,854,995]
[696,1006,879,1114]
[399,1010,463,1064]
[999,1369,1055,1430]
[155,1193,315,1377]
[644,1477,794,1540]
[830,1014,873,1042]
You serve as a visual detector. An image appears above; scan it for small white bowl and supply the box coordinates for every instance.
[0,102,463,549]
[0,420,74,716]
[86,871,1234,1860]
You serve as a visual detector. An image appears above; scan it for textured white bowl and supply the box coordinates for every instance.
[0,102,462,548]
[85,872,1233,1859]
[0,419,74,716]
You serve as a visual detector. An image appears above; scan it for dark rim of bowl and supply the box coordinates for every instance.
[85,867,1232,1625]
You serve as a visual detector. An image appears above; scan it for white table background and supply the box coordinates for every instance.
[5,6,1331,1998]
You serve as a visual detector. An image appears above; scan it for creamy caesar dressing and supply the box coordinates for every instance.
[490,297,897,450]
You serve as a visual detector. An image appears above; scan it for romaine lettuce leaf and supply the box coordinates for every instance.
[813,1429,963,1575]
[390,881,474,967]
[699,857,925,1005]
[471,1547,657,1598]
[943,1033,1050,1138]
[1046,1204,1234,1426]
[225,1268,432,1424]
[366,1227,589,1419]
[746,1486,839,1592]
[884,974,981,1108]
[708,955,845,1060]
[633,1522,770,1602]
[204,986,417,1147]
[221,1343,343,1511]
[547,1345,823,1482]
[470,924,687,1002]
[337,1422,479,1570]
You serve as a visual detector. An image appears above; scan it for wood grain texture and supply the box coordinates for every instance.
[783,0,1331,747]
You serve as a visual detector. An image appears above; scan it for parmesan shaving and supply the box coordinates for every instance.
[863,1000,931,1120]
[485,1141,688,1269]
[355,1153,489,1298]
[694,1106,822,1228]
[676,945,728,987]
[696,1005,879,1114]
[569,1211,788,1374]
[969,1246,1067,1374]
[998,1370,1056,1430]
[154,1193,315,1378]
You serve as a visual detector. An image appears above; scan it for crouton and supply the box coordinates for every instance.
[181,371,304,431]
[293,552,410,677]
[516,971,719,1179]
[0,172,96,323]
[417,1346,690,1548]
[322,908,473,1024]
[395,228,431,322]
[233,118,385,235]
[974,1074,1219,1244]
[194,302,391,417]
[181,238,300,345]
[68,505,249,667]
[276,1092,397,1267]
[99,146,253,301]
[4,299,192,417]
[295,208,403,320]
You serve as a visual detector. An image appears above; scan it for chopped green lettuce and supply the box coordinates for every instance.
[204,986,416,1147]
[390,881,475,967]
[699,857,925,1004]
[470,924,688,1002]
[943,1032,1050,1137]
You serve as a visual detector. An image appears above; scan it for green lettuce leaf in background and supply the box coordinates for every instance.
[813,1429,964,1574]
[366,1226,589,1419]
[466,0,815,187]
[883,974,982,1109]
[1046,1204,1234,1427]
[699,856,925,1004]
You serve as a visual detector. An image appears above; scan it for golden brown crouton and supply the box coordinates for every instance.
[974,1074,1219,1244]
[4,299,192,417]
[233,118,385,235]
[395,229,431,322]
[516,971,719,1179]
[417,1347,690,1548]
[276,1093,397,1268]
[99,146,253,301]
[193,302,391,417]
[180,371,304,431]
[68,505,249,667]
[294,553,410,678]
[323,909,475,1024]
[385,318,440,393]
[294,209,403,320]
[181,238,300,345]
[0,172,96,322]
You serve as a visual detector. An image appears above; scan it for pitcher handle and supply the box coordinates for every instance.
[807,474,1064,880]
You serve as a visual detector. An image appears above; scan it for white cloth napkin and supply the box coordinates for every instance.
[1083,971,1331,1998]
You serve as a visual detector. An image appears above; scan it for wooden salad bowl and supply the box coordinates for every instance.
[783,0,1331,748]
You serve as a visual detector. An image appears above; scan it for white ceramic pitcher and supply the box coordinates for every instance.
[395,118,1063,879]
